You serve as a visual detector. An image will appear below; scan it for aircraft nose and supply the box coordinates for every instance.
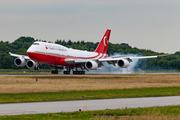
[27,45,35,53]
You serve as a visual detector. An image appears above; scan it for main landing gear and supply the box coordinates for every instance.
[72,71,85,74]
[63,66,70,74]
[63,70,85,74]
[72,67,85,74]
[51,66,59,74]
[51,66,86,74]
[63,71,70,74]
[51,70,58,74]
[64,67,86,74]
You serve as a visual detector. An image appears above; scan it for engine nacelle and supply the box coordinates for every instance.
[117,59,130,68]
[26,60,37,69]
[85,61,98,70]
[14,58,26,67]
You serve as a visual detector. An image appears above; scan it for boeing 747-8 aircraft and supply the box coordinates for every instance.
[10,29,164,74]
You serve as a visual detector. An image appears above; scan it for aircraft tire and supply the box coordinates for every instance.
[51,70,55,74]
[55,70,58,74]
[64,71,70,74]
[78,71,82,74]
[77,71,85,74]
[34,67,39,70]
[51,70,58,74]
[73,71,77,74]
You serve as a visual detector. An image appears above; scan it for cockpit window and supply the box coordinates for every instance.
[33,43,39,45]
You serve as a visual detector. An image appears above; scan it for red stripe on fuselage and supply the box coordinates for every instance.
[87,53,100,59]
[99,54,104,59]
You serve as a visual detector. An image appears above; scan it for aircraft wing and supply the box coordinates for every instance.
[98,55,165,62]
[65,55,166,65]
[9,52,30,59]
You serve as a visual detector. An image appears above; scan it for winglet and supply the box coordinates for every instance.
[94,29,111,54]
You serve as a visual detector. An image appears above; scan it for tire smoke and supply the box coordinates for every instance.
[95,53,144,74]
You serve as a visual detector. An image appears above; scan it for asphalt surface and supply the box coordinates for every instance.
[0,96,180,116]
[0,72,180,76]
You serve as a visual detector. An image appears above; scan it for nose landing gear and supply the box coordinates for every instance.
[34,66,39,70]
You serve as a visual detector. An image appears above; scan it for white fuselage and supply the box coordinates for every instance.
[27,42,108,66]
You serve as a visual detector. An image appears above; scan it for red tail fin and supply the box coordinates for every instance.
[95,29,111,54]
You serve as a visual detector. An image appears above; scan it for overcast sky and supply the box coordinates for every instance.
[1,0,180,53]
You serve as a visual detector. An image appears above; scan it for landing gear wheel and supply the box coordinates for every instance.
[73,71,85,74]
[73,71,77,74]
[55,70,58,74]
[63,71,70,74]
[51,70,58,74]
[34,67,39,70]
[78,71,82,74]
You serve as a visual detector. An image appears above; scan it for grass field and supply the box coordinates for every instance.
[0,74,180,103]
[1,105,180,120]
[1,74,180,119]
[0,87,180,103]
[0,74,180,93]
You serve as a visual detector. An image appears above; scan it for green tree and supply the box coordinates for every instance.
[0,36,179,70]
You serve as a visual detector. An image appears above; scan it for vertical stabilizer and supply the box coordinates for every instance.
[94,29,111,54]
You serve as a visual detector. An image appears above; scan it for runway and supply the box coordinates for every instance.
[0,72,180,76]
[0,96,180,116]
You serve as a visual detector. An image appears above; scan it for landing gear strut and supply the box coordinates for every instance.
[34,63,39,70]
[63,67,71,74]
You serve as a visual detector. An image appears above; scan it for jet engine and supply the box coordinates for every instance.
[117,59,130,68]
[14,58,26,67]
[85,61,98,70]
[26,60,37,69]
